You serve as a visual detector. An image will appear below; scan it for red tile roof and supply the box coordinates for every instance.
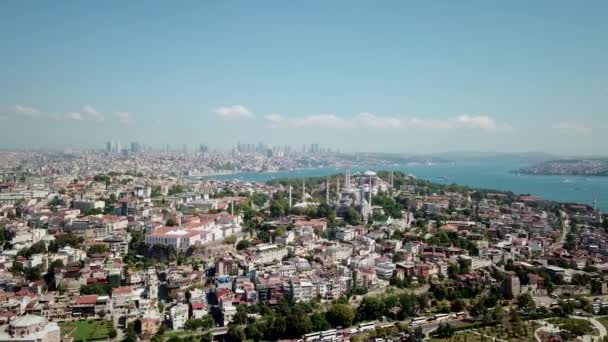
[75,295,98,305]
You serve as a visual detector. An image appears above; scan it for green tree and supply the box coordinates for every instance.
[199,332,212,342]
[492,304,505,323]
[286,312,312,338]
[344,207,361,225]
[80,283,111,295]
[236,240,250,250]
[245,323,262,342]
[252,193,269,207]
[24,266,42,281]
[224,235,237,245]
[123,322,137,342]
[515,293,535,311]
[228,325,245,342]
[326,304,356,328]
[87,244,109,255]
[357,296,385,321]
[310,312,329,331]
[447,263,459,279]
[168,185,184,195]
[450,299,465,312]
[270,200,285,217]
[436,323,455,338]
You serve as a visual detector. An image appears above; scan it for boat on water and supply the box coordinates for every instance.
[561,179,573,183]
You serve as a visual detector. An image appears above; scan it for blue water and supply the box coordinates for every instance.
[205,161,608,211]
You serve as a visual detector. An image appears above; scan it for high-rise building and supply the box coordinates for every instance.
[130,141,141,154]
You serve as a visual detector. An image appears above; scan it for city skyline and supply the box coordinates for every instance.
[1,1,608,154]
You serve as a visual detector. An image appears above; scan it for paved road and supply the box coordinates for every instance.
[550,211,570,252]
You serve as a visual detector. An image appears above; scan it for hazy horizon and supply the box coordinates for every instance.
[2,1,607,154]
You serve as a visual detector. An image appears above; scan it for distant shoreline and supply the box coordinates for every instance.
[512,171,608,177]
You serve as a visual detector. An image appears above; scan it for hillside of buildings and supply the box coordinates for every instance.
[0,160,607,342]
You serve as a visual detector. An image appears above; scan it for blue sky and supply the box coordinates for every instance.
[1,1,607,154]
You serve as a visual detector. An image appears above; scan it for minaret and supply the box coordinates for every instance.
[368,176,372,207]
[231,200,234,215]
[302,179,306,203]
[390,171,394,189]
[347,168,351,187]
[594,198,598,211]
[344,168,349,188]
[288,185,292,207]
[336,176,340,200]
[326,176,330,202]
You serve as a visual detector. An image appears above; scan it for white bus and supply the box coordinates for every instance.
[321,330,337,338]
[303,332,321,341]
[434,314,450,322]
[409,317,427,326]
[358,322,376,332]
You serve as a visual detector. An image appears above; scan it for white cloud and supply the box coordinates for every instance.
[13,105,41,117]
[264,113,284,123]
[214,105,253,120]
[114,112,133,124]
[9,104,133,124]
[405,117,454,129]
[552,122,592,135]
[263,112,503,131]
[293,114,352,128]
[263,113,352,128]
[65,112,84,120]
[354,113,402,129]
[62,105,105,122]
[83,105,104,122]
[403,115,498,130]
[455,115,497,129]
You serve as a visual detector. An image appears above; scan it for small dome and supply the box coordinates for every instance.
[363,170,377,176]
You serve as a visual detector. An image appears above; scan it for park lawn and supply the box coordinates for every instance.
[59,320,113,341]
[546,317,595,336]
[430,321,540,342]
[429,333,482,342]
[472,321,540,342]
